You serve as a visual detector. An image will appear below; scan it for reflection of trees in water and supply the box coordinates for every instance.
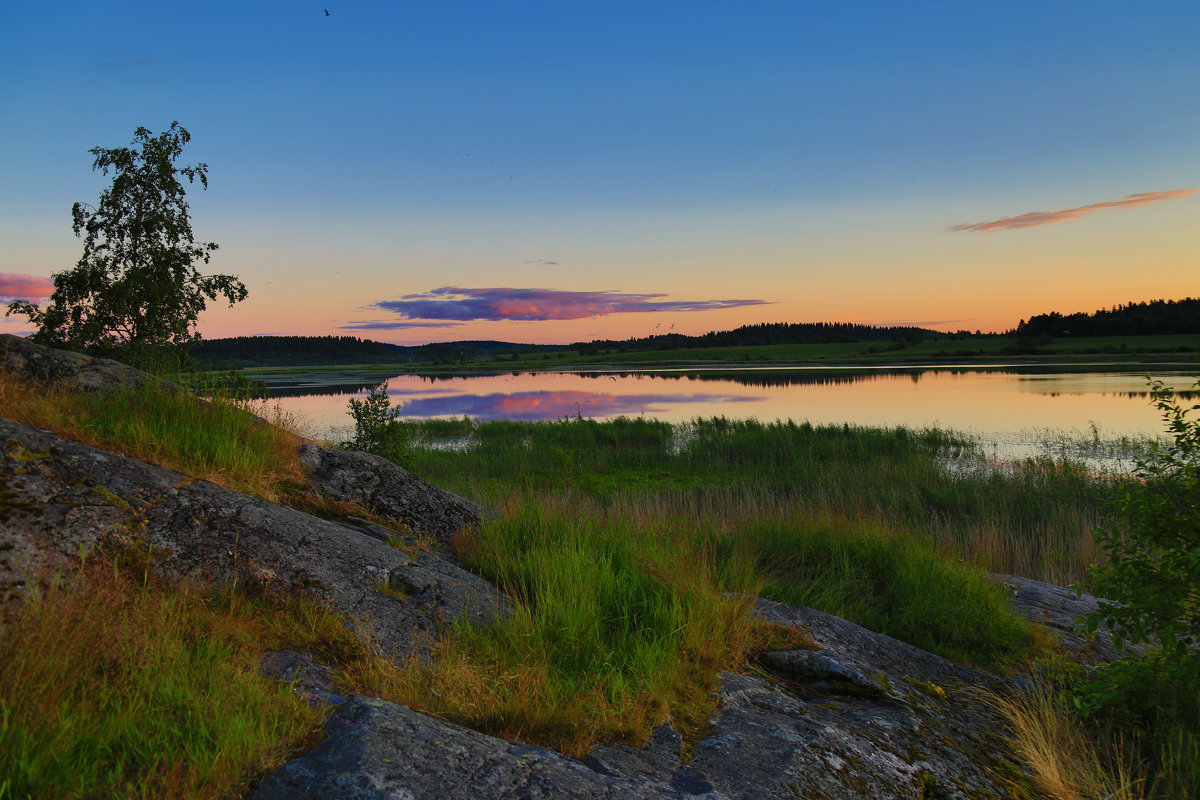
[576,370,922,389]
[259,381,380,398]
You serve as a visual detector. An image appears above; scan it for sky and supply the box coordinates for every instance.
[2,1,1198,345]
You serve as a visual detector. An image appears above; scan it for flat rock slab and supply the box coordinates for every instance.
[690,602,1017,799]
[992,574,1135,662]
[0,418,508,658]
[254,696,723,800]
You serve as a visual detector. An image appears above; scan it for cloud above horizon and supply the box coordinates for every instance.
[338,319,464,332]
[364,286,770,323]
[949,189,1199,233]
[0,273,54,304]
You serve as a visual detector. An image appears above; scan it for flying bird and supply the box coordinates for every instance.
[324,8,331,15]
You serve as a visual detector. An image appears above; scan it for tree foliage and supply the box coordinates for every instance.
[7,122,246,361]
[1012,298,1200,338]
[1087,379,1200,657]
[342,382,411,466]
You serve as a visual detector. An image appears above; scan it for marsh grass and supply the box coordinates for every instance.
[0,562,373,800]
[329,496,1033,762]
[405,415,1113,585]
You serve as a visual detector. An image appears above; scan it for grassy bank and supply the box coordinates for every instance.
[0,563,356,800]
[0,371,311,503]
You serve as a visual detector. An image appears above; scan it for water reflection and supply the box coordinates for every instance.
[392,389,760,421]
[265,365,1199,448]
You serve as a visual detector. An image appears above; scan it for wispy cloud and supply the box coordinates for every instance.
[98,57,162,71]
[367,287,770,323]
[0,273,54,304]
[338,320,464,331]
[522,258,560,265]
[949,189,1199,233]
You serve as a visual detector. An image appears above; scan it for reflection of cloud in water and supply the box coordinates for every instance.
[392,390,760,421]
[604,371,903,389]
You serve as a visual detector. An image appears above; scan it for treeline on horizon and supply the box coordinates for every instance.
[1010,297,1200,338]
[189,297,1200,367]
[189,336,562,368]
[570,321,950,355]
[190,335,403,367]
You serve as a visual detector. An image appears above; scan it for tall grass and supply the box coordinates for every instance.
[340,501,811,756]
[406,415,1113,585]
[985,681,1144,800]
[0,563,353,800]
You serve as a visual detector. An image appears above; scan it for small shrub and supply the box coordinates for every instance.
[342,381,411,466]
[1075,378,1200,797]
[1086,379,1200,656]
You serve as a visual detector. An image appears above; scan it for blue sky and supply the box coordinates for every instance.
[3,1,1198,343]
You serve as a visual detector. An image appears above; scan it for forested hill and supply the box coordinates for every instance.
[1011,298,1200,338]
[191,336,404,367]
[572,321,946,355]
[190,336,565,367]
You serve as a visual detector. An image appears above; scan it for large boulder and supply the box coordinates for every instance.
[298,444,488,552]
[0,332,161,392]
[254,697,718,800]
[0,418,508,657]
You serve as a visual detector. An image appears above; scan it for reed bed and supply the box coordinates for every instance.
[406,415,1114,586]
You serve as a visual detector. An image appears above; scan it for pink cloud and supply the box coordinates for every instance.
[365,287,769,323]
[950,188,1199,233]
[0,273,54,303]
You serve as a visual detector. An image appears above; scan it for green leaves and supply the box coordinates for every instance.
[5,122,246,365]
[342,381,412,466]
[1085,379,1200,658]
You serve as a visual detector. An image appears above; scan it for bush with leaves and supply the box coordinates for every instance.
[341,381,411,466]
[1086,379,1200,656]
[1077,379,1200,797]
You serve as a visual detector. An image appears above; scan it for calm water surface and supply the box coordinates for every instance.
[265,365,1198,461]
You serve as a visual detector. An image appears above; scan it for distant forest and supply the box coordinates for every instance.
[571,322,947,355]
[190,335,562,367]
[1011,298,1200,338]
[190,299,1200,367]
[190,336,404,367]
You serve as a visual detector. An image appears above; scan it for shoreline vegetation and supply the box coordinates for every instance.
[205,331,1200,375]
[1,365,1197,798]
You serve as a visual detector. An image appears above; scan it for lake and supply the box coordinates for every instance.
[261,364,1199,464]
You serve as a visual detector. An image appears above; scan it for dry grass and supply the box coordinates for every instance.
[0,563,333,800]
[985,682,1144,800]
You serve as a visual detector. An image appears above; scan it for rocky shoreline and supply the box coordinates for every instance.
[1,334,1118,799]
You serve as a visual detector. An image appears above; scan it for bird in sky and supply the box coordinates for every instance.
[324,8,331,15]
